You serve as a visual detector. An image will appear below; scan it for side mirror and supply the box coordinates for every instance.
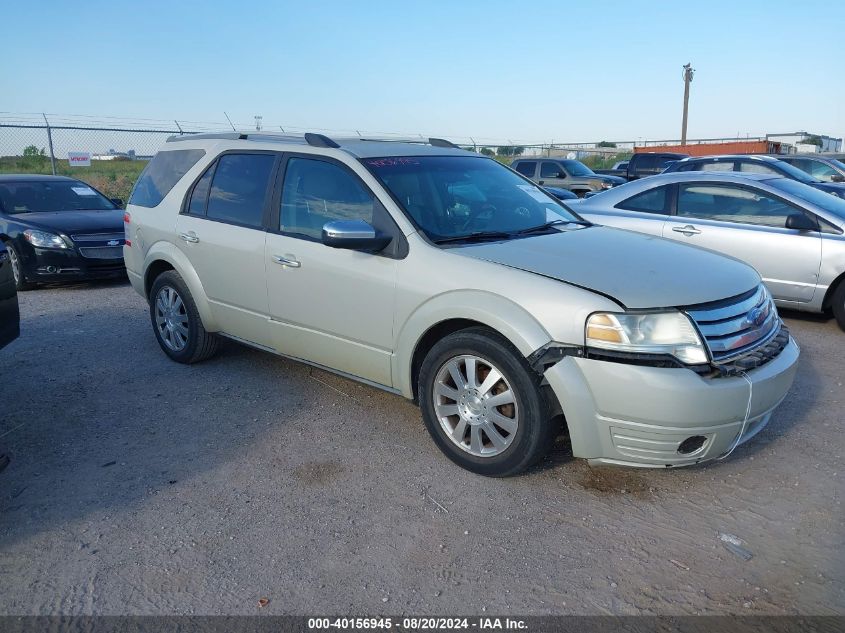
[785,213,817,232]
[110,198,124,208]
[321,219,392,252]
[831,174,845,183]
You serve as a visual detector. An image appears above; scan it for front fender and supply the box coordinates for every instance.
[143,241,218,332]
[393,289,553,398]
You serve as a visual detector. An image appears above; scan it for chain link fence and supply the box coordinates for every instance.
[0,114,638,201]
[0,119,200,202]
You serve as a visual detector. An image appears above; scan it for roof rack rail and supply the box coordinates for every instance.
[428,137,459,149]
[304,133,340,148]
[167,132,249,143]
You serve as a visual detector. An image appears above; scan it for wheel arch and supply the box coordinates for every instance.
[142,241,218,331]
[821,270,845,313]
[395,290,553,400]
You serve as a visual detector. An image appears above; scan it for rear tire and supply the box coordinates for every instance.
[6,243,34,291]
[832,282,845,332]
[149,270,219,364]
[418,327,557,477]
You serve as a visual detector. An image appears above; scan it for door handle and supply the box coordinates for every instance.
[179,232,199,243]
[672,224,701,236]
[538,180,545,185]
[272,255,301,268]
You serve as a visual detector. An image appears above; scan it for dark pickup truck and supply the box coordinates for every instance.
[596,152,688,181]
[0,241,20,350]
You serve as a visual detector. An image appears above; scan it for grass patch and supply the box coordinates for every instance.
[0,156,146,202]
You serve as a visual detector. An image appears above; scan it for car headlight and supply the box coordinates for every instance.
[600,182,614,189]
[23,229,69,249]
[586,311,708,365]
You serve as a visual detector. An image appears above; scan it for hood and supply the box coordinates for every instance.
[595,174,626,185]
[451,226,760,309]
[812,182,845,198]
[12,210,124,234]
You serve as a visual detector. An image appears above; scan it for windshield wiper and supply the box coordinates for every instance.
[512,219,592,235]
[432,230,515,244]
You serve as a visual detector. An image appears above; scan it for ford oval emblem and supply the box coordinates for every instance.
[747,306,766,327]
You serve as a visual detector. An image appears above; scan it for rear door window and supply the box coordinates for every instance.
[205,154,276,227]
[513,162,536,177]
[739,161,779,175]
[129,149,205,208]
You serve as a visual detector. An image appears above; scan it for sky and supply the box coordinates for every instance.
[3,0,844,145]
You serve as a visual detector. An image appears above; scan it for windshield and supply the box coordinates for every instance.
[771,160,820,184]
[769,178,845,220]
[0,180,116,214]
[364,156,583,241]
[558,160,595,177]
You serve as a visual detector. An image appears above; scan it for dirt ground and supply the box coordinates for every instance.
[0,281,842,615]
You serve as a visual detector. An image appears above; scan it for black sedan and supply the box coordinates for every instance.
[0,240,19,349]
[0,175,126,290]
[663,154,845,199]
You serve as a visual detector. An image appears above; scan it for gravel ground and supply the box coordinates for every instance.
[0,280,842,615]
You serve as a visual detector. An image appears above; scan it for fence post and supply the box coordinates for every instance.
[174,120,183,135]
[42,113,57,175]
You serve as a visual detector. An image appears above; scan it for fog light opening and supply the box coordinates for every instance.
[678,435,707,455]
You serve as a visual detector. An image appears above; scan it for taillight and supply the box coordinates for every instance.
[123,212,132,247]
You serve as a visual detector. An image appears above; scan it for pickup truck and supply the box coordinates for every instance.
[596,152,688,181]
[511,158,625,197]
[0,241,20,350]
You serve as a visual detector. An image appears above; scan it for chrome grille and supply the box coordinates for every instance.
[79,246,124,260]
[70,233,125,243]
[685,285,779,361]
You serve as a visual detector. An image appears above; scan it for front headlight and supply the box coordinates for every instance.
[586,311,708,365]
[23,229,69,249]
[600,181,614,189]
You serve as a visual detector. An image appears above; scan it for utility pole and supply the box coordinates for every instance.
[680,63,695,145]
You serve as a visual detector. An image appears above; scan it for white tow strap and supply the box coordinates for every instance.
[718,371,754,461]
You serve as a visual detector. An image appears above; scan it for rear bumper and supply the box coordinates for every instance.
[544,337,799,467]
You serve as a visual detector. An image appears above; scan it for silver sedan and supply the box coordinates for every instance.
[569,172,845,329]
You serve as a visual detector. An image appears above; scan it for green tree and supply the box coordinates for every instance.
[801,135,823,148]
[23,145,46,158]
[479,147,495,157]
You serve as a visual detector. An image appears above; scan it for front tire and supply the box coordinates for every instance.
[832,282,845,332]
[6,243,34,291]
[149,271,219,364]
[418,327,557,477]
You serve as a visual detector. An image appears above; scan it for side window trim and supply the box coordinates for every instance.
[268,153,408,259]
[180,150,280,231]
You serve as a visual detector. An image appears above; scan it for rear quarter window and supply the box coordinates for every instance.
[129,149,206,208]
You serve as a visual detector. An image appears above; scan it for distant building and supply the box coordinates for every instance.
[765,132,842,153]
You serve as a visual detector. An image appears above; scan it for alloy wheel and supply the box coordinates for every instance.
[154,286,189,352]
[432,354,519,457]
[7,247,21,286]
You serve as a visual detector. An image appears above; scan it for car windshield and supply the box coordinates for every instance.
[769,178,845,220]
[364,156,583,242]
[558,160,595,176]
[0,181,116,214]
[769,160,819,184]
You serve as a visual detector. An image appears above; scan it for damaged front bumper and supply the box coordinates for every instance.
[540,334,799,467]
